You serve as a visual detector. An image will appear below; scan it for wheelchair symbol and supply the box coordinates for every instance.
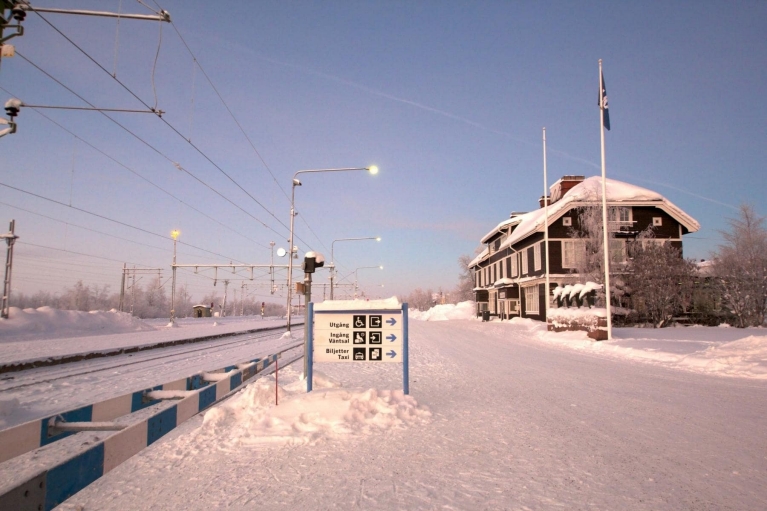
[353,315,366,328]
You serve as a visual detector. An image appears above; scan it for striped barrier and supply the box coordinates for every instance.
[0,352,285,510]
[0,353,285,465]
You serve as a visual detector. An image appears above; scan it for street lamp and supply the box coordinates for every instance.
[286,166,378,332]
[169,229,180,325]
[330,236,381,299]
[354,265,383,299]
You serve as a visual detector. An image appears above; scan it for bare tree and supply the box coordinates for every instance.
[713,204,767,327]
[568,206,628,307]
[627,241,696,327]
[454,254,475,302]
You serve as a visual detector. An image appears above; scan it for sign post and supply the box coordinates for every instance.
[307,301,409,394]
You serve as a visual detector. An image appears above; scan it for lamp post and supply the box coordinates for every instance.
[354,265,383,299]
[286,166,378,332]
[330,236,380,300]
[169,229,180,325]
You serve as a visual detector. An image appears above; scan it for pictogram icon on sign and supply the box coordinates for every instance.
[353,315,366,328]
[353,347,366,360]
[369,331,382,344]
[353,331,366,344]
[369,348,382,361]
[369,315,382,328]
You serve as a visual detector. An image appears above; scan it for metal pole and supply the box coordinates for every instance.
[286,184,296,331]
[303,271,312,378]
[307,302,314,392]
[119,263,126,312]
[170,237,177,324]
[270,241,275,294]
[543,127,550,322]
[599,59,613,340]
[330,242,336,300]
[1,220,18,319]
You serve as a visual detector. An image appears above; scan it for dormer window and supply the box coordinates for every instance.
[608,207,632,223]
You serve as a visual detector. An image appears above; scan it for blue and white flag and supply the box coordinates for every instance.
[599,72,610,130]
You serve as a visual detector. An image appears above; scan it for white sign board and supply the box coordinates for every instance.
[313,311,403,363]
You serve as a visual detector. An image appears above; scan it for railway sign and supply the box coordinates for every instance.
[307,300,409,394]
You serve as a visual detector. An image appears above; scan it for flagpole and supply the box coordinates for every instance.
[599,59,613,340]
[543,127,550,323]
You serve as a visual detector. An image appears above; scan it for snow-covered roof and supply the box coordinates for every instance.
[499,176,700,251]
[480,216,522,244]
[469,247,489,267]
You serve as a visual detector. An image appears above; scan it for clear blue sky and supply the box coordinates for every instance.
[1,0,765,303]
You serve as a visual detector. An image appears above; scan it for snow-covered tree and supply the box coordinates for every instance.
[713,204,767,327]
[454,254,476,302]
[626,240,696,327]
[568,206,627,307]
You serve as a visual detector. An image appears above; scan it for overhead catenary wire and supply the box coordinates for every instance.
[0,87,267,249]
[11,53,304,247]
[28,12,302,243]
[0,181,249,263]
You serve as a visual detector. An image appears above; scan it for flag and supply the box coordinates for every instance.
[599,71,610,130]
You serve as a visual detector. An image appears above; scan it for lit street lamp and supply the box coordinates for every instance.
[286,166,378,331]
[330,236,380,300]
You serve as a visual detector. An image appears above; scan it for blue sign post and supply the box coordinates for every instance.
[307,302,409,394]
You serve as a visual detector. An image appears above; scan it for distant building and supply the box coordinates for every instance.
[469,175,700,321]
[192,305,212,318]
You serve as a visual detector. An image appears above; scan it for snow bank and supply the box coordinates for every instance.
[409,301,475,321]
[315,296,401,311]
[195,366,431,449]
[0,306,156,342]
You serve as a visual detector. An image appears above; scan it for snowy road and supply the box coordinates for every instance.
[0,328,297,429]
[58,319,767,510]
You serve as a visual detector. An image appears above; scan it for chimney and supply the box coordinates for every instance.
[549,175,585,204]
[538,196,551,208]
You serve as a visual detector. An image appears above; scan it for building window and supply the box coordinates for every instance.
[653,217,662,226]
[521,249,529,275]
[609,239,627,263]
[562,217,572,226]
[524,285,539,314]
[562,240,584,269]
[534,242,541,271]
[608,207,632,223]
[511,254,518,277]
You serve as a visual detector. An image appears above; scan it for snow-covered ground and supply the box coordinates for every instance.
[0,307,297,367]
[50,301,766,510]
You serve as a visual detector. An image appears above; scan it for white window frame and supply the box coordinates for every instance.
[653,217,662,226]
[608,206,632,223]
[500,259,505,279]
[524,285,539,314]
[609,239,627,263]
[562,216,572,226]
[511,254,518,277]
[561,240,583,269]
[521,248,529,275]
[534,242,541,272]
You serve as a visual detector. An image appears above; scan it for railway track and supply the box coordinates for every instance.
[0,327,305,430]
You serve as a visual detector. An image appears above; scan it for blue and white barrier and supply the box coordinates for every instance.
[0,352,283,510]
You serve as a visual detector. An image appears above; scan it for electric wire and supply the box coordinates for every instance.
[12,52,292,245]
[0,181,247,263]
[29,11,302,244]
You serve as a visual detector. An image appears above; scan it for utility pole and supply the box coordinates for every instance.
[222,279,229,317]
[170,230,179,325]
[1,219,19,319]
[119,263,126,311]
[241,282,246,316]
